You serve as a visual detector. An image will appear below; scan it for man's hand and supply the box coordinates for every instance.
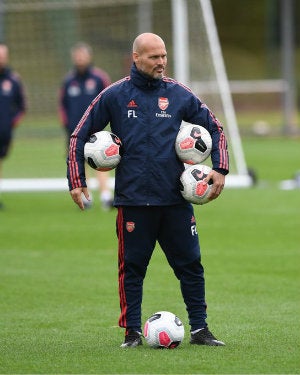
[204,170,225,201]
[69,187,90,210]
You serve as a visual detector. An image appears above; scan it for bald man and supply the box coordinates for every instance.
[67,33,229,347]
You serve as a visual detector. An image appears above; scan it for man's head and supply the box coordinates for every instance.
[132,33,167,79]
[0,44,9,71]
[71,42,93,73]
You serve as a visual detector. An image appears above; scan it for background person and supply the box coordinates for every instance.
[59,42,113,209]
[0,43,26,209]
[67,33,229,347]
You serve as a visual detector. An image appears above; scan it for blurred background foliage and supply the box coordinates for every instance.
[0,0,299,135]
[213,0,299,120]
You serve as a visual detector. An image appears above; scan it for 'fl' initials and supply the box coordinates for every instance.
[128,110,137,118]
[191,225,197,236]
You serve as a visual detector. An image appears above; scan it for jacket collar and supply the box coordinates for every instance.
[0,67,10,77]
[73,65,92,79]
[130,63,162,90]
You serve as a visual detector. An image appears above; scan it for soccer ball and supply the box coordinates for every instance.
[84,130,122,171]
[175,123,212,164]
[143,311,185,349]
[180,164,213,205]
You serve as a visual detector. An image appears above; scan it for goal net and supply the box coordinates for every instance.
[1,0,251,191]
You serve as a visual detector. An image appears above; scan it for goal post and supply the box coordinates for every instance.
[172,0,252,188]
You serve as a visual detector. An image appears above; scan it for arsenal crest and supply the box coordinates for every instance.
[126,222,135,232]
[158,97,169,111]
[85,78,96,93]
[2,79,12,93]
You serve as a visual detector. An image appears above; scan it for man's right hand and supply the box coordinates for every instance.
[70,187,90,210]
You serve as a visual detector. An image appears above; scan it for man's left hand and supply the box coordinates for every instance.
[204,170,225,201]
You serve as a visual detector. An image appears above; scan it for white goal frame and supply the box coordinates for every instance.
[172,0,252,188]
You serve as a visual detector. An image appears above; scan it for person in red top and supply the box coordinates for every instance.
[0,43,26,209]
[59,42,113,209]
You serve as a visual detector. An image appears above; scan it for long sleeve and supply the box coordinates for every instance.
[12,75,26,127]
[184,93,229,175]
[58,84,68,127]
[66,90,110,190]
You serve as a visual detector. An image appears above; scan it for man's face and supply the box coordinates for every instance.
[133,42,167,79]
[71,48,92,71]
[0,45,9,70]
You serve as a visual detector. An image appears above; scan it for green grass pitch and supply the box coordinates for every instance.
[0,135,300,373]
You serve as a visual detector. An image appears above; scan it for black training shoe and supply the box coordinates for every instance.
[120,330,143,348]
[190,327,225,346]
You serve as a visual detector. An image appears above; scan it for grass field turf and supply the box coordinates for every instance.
[1,135,300,373]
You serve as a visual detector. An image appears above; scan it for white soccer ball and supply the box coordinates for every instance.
[180,164,213,205]
[143,311,185,349]
[175,124,212,164]
[84,131,122,171]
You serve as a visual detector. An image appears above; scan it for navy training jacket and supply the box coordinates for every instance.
[59,65,111,134]
[0,67,25,134]
[67,64,229,206]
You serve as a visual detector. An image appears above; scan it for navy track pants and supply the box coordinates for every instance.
[116,204,207,332]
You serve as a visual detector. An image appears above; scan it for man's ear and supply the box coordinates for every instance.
[132,52,139,63]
